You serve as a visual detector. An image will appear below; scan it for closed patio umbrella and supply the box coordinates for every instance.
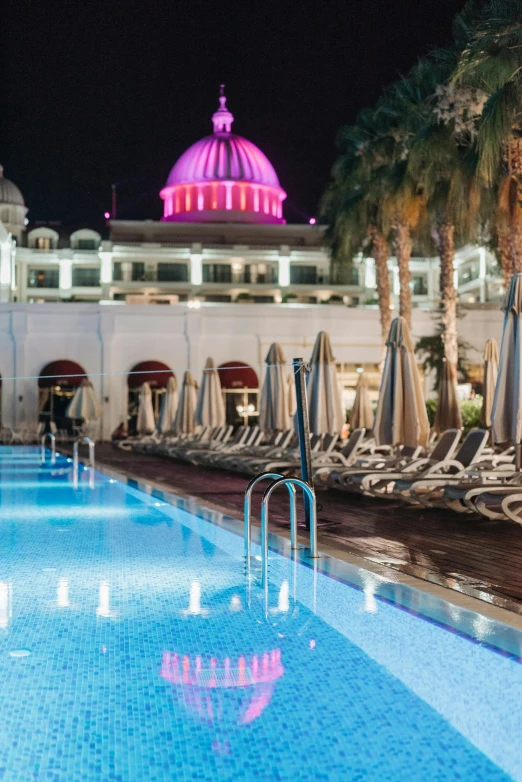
[434,360,462,433]
[157,375,178,434]
[259,343,291,431]
[492,273,522,467]
[174,371,198,434]
[480,338,499,429]
[195,358,225,427]
[374,317,429,448]
[350,373,373,430]
[301,331,344,436]
[66,379,103,422]
[136,382,155,435]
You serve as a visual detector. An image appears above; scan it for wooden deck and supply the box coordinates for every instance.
[90,444,522,614]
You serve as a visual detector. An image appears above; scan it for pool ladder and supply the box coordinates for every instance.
[73,436,95,488]
[244,472,318,585]
[41,433,56,464]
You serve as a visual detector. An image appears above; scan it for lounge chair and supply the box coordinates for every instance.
[218,430,294,472]
[280,428,367,485]
[397,429,490,506]
[239,433,325,476]
[500,492,522,525]
[330,444,424,493]
[440,451,517,513]
[190,426,263,467]
[229,432,300,475]
[358,429,461,498]
[451,481,522,520]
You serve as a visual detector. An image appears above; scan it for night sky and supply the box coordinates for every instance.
[4,0,464,231]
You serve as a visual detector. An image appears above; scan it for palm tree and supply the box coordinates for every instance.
[323,113,393,348]
[455,0,522,273]
[409,121,485,369]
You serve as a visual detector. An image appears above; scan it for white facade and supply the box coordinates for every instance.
[0,301,504,440]
[1,219,504,309]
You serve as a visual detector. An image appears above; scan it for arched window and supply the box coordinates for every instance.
[127,361,174,435]
[218,361,259,425]
[38,360,87,433]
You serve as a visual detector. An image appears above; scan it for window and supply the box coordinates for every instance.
[132,262,145,282]
[36,237,52,251]
[113,262,122,281]
[290,265,317,284]
[157,263,189,282]
[460,262,480,284]
[244,264,277,284]
[253,295,274,303]
[203,264,232,283]
[204,294,232,302]
[28,268,59,288]
[76,239,96,251]
[72,267,100,286]
[412,275,428,295]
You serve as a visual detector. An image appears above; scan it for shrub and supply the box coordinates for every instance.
[460,396,482,432]
[425,398,437,427]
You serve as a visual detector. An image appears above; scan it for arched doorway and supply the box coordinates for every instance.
[218,361,259,426]
[39,360,86,434]
[127,361,173,434]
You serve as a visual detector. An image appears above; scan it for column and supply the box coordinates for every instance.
[59,259,73,299]
[479,247,487,304]
[121,261,132,282]
[190,243,203,286]
[99,311,116,440]
[278,245,290,287]
[99,252,113,299]
[10,311,29,427]
[0,236,12,302]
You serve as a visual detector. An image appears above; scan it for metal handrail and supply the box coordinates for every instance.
[73,436,95,473]
[41,433,56,463]
[260,476,318,586]
[244,472,297,561]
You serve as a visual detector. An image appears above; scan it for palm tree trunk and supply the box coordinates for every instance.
[369,228,391,345]
[506,137,522,273]
[392,221,412,328]
[511,226,522,274]
[497,230,513,288]
[437,222,458,368]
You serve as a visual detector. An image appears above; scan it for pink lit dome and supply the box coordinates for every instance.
[160,86,286,224]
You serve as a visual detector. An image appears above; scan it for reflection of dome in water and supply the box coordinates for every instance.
[159,649,283,726]
[158,581,317,736]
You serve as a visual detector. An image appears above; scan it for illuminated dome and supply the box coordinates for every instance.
[160,86,286,224]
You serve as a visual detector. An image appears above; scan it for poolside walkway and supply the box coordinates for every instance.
[87,444,522,614]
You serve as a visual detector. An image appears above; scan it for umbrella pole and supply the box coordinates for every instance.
[517,442,522,472]
[293,357,313,530]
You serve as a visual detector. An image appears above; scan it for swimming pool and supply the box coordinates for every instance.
[0,446,520,781]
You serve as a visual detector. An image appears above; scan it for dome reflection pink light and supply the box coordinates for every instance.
[160,649,284,726]
[160,86,286,224]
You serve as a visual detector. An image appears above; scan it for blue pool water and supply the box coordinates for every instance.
[0,447,520,781]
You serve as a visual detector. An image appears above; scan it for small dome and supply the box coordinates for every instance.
[160,87,286,224]
[0,165,25,206]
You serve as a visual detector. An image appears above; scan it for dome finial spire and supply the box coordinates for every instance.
[212,84,234,133]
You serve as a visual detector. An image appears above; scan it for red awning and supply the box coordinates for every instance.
[128,361,173,389]
[39,360,87,388]
[218,361,258,389]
